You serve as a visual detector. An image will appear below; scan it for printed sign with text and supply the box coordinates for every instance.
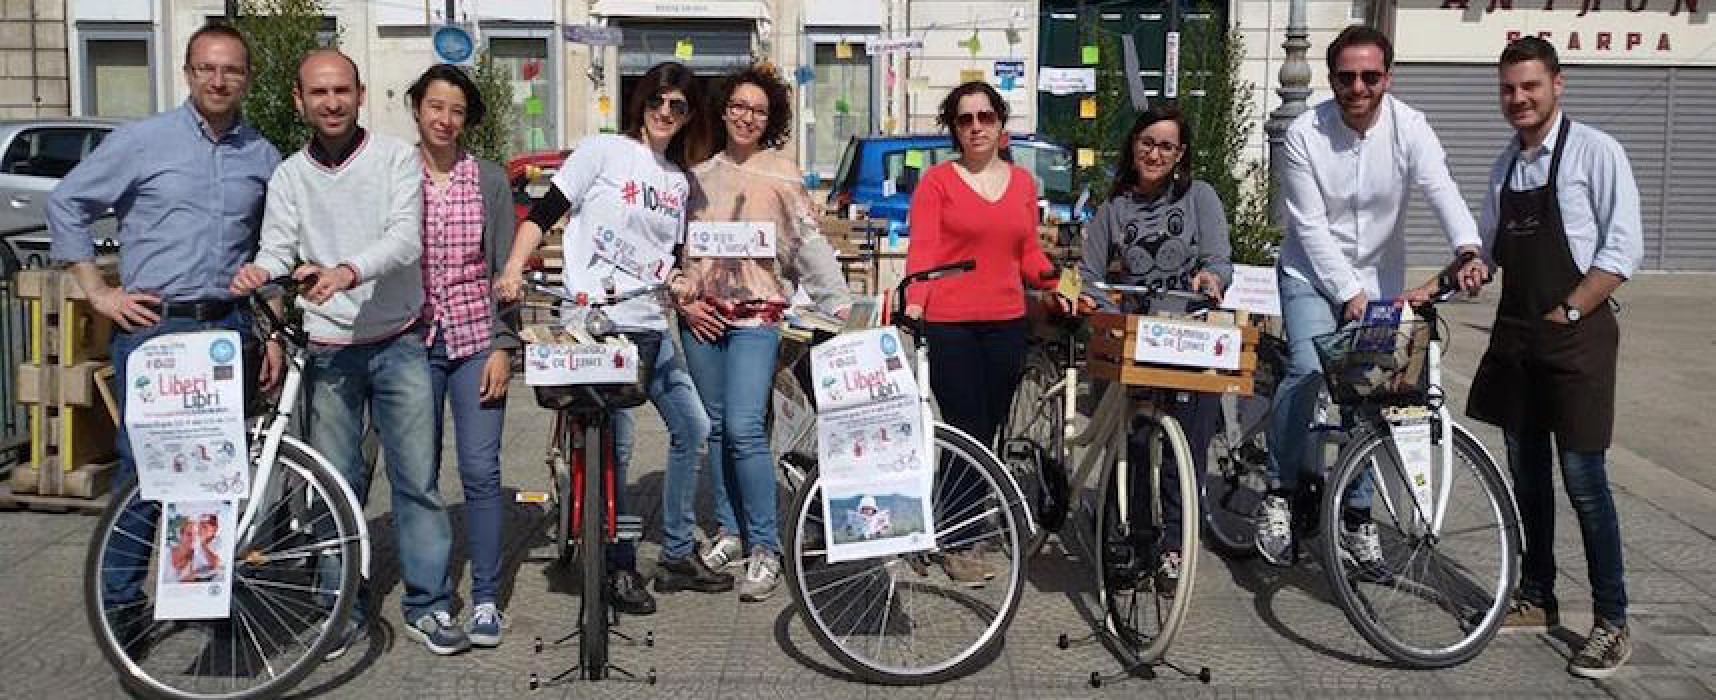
[126,331,249,502]
[1220,264,1282,317]
[154,500,237,620]
[524,342,641,386]
[687,221,777,259]
[1133,318,1243,370]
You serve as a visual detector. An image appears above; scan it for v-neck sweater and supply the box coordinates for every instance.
[904,161,1054,322]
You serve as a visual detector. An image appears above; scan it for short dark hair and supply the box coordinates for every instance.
[1325,24,1394,74]
[623,61,705,170]
[711,63,792,152]
[185,23,252,72]
[1500,36,1561,75]
[1110,106,1194,201]
[406,64,487,128]
[294,49,362,90]
[936,81,1010,152]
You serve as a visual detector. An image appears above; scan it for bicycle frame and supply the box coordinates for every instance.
[231,332,373,578]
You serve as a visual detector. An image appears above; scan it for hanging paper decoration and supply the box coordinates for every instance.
[1005,28,1022,46]
[958,31,981,56]
[597,94,612,115]
[675,39,694,60]
[1079,97,1097,119]
[522,59,542,81]
[529,127,547,149]
[1077,148,1096,167]
[1082,45,1099,65]
[835,40,853,59]
[959,68,984,84]
[794,65,815,85]
[834,98,850,115]
[523,95,544,116]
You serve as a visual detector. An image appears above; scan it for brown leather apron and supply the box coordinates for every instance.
[1466,117,1619,452]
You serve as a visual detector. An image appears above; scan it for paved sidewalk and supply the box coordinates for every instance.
[3,274,1715,699]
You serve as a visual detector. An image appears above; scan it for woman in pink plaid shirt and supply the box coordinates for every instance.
[407,64,522,649]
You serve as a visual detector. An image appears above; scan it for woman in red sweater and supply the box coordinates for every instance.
[903,81,1059,585]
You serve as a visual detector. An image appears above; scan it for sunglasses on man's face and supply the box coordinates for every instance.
[1335,70,1386,88]
[645,94,691,119]
[955,110,998,129]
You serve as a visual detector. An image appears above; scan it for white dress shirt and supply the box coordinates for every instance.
[1477,113,1644,279]
[1278,95,1481,302]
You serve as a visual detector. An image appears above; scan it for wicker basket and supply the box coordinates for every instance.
[1312,321,1432,406]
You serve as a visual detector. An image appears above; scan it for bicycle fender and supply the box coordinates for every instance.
[280,434,374,578]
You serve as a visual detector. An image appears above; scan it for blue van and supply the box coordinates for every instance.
[824,133,1082,225]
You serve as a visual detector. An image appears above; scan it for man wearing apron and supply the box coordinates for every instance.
[1465,37,1644,680]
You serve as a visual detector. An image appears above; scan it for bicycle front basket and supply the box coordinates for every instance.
[530,332,658,412]
[1311,320,1431,406]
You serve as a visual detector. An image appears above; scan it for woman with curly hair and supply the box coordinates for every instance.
[678,63,852,602]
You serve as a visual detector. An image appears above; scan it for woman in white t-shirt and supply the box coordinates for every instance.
[497,61,728,615]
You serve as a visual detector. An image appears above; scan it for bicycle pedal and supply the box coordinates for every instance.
[615,515,644,542]
[516,491,551,504]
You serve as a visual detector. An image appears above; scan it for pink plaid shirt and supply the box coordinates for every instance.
[421,153,492,360]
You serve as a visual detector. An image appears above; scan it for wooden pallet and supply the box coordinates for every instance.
[0,484,112,514]
[17,266,118,367]
[1086,312,1258,396]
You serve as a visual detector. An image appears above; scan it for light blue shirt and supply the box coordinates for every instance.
[48,101,281,301]
[1477,113,1644,279]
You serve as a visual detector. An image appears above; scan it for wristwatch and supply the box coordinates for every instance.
[1560,302,1582,323]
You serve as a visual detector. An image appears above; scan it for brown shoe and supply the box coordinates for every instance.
[970,542,999,580]
[1568,618,1631,680]
[1500,596,1559,631]
[937,550,987,588]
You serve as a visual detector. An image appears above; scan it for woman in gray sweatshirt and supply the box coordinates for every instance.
[1078,105,1232,592]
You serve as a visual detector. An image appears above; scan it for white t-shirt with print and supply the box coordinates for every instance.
[552,134,689,331]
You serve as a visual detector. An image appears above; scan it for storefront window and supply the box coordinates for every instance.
[489,37,555,154]
[811,42,872,178]
[84,38,152,117]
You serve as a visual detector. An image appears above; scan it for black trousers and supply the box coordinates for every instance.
[924,319,1028,549]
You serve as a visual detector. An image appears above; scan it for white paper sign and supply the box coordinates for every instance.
[154,500,237,620]
[524,343,641,386]
[578,224,675,284]
[1220,264,1282,317]
[1038,67,1097,95]
[811,328,935,563]
[866,37,924,53]
[1388,412,1436,530]
[687,221,776,259]
[126,331,249,502]
[1133,318,1244,371]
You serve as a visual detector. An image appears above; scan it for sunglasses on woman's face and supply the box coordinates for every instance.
[1335,70,1385,88]
[955,110,998,129]
[645,94,691,119]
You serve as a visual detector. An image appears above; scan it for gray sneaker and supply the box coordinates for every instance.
[405,610,471,656]
[1339,521,1395,584]
[1568,618,1631,680]
[701,532,744,571]
[738,546,782,602]
[1254,495,1294,566]
[466,602,505,648]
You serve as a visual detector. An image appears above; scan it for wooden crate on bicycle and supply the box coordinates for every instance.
[1084,312,1258,396]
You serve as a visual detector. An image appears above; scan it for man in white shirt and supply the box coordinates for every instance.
[1259,25,1485,574]
[1465,37,1641,679]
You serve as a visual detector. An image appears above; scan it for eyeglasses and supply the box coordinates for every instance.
[189,63,249,81]
[644,94,691,119]
[1135,139,1183,156]
[725,101,769,122]
[1335,70,1386,88]
[954,110,998,129]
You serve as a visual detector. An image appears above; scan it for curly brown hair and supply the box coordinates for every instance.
[710,63,792,152]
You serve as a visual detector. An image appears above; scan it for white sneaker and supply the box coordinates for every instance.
[1339,521,1395,584]
[738,547,781,602]
[1254,495,1294,566]
[701,532,744,571]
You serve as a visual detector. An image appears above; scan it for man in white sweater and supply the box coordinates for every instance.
[1259,26,1486,573]
[230,49,467,659]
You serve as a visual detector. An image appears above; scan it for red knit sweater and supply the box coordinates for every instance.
[904,162,1055,321]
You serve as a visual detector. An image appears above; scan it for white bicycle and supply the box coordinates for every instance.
[85,279,370,700]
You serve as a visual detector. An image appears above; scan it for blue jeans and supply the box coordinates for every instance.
[681,325,781,557]
[612,330,710,568]
[1129,392,1219,552]
[307,330,452,624]
[427,337,506,607]
[103,310,257,607]
[1267,271,1372,510]
[1507,430,1628,625]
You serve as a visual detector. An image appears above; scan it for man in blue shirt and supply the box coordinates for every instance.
[48,23,280,640]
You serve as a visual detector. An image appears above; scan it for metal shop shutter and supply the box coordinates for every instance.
[1391,63,1716,271]
[618,21,754,76]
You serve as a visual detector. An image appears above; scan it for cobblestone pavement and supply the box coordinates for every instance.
[4,276,1715,699]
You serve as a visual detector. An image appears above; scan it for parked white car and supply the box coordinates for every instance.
[0,118,122,270]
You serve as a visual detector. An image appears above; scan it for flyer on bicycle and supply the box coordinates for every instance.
[810,328,936,563]
[123,329,249,503]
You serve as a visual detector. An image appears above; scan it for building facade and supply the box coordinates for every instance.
[2,0,70,119]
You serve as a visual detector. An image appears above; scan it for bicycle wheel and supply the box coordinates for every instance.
[1321,421,1519,668]
[86,439,363,700]
[1201,393,1271,559]
[1000,349,1067,557]
[550,414,574,564]
[578,419,609,680]
[783,424,1028,685]
[1094,411,1199,663]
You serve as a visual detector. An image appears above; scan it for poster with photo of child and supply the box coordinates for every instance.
[154,500,237,620]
